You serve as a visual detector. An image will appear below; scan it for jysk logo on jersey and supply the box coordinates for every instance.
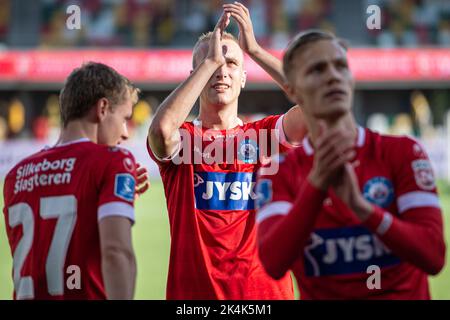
[114,173,136,202]
[237,138,258,164]
[304,226,400,277]
[412,159,435,190]
[194,171,257,210]
[363,176,394,208]
[255,179,272,209]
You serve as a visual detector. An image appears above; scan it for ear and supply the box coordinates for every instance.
[284,82,302,106]
[95,98,109,122]
[241,70,247,88]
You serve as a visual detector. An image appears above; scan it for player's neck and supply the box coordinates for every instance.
[57,120,96,145]
[310,113,357,144]
[198,103,240,130]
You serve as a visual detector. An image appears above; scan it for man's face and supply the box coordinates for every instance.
[287,40,354,120]
[194,39,246,108]
[98,91,133,146]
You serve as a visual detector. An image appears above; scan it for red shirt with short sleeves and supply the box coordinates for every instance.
[3,139,137,300]
[148,115,295,299]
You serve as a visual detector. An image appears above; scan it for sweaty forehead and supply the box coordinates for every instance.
[193,39,244,66]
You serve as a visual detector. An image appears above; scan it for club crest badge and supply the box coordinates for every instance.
[363,176,394,208]
[238,138,258,164]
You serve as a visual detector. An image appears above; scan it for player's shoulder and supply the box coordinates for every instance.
[244,114,281,130]
[5,148,47,181]
[101,145,136,167]
[259,147,302,178]
[104,145,135,158]
[369,129,425,156]
[375,130,419,146]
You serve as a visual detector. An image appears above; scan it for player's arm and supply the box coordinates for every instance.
[97,150,138,299]
[224,2,306,145]
[363,204,445,275]
[258,125,355,279]
[99,216,136,300]
[334,140,446,275]
[258,174,325,280]
[148,13,230,159]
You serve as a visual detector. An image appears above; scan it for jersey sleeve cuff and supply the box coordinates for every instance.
[275,115,301,149]
[363,205,392,236]
[146,138,180,163]
[98,201,135,224]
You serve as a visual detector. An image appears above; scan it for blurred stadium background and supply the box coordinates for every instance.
[0,0,449,299]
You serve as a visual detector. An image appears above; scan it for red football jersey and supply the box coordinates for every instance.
[257,127,442,299]
[3,139,137,300]
[148,115,295,299]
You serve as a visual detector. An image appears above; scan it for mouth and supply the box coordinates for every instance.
[212,83,230,93]
[324,89,347,100]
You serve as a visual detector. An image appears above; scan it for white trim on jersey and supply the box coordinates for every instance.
[257,201,293,224]
[193,117,244,127]
[147,138,181,162]
[46,138,91,150]
[397,191,441,214]
[356,126,365,147]
[275,114,300,148]
[98,201,135,223]
[302,135,314,156]
[376,212,393,235]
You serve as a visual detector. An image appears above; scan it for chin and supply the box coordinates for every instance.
[316,104,350,119]
[209,97,230,107]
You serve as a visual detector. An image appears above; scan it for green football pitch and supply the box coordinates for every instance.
[0,180,449,299]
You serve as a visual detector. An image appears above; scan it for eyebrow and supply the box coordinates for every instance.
[225,57,239,65]
[306,57,348,71]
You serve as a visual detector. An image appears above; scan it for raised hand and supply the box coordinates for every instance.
[206,12,231,66]
[308,121,356,191]
[135,163,150,198]
[332,162,373,221]
[223,2,258,54]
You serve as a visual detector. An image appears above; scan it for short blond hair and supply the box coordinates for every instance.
[283,30,348,82]
[192,31,240,68]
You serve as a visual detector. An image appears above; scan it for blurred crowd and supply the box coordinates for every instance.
[37,0,335,49]
[0,90,444,142]
[0,94,156,142]
[367,0,450,47]
[0,0,449,48]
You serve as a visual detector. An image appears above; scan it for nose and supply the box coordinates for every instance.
[325,64,342,84]
[214,63,228,79]
[120,122,129,143]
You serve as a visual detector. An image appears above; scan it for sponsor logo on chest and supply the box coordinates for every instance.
[304,226,400,277]
[193,171,258,210]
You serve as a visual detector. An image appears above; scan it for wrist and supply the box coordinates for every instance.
[307,173,327,192]
[203,58,224,70]
[352,196,374,222]
[247,43,262,57]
